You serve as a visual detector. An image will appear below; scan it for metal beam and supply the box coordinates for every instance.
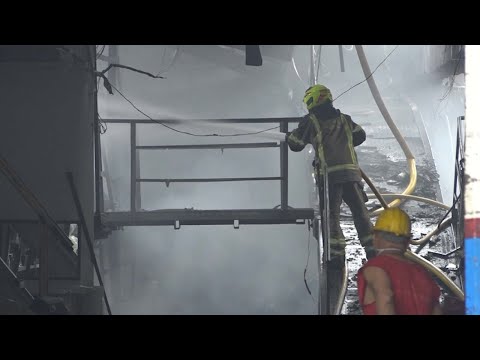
[130,122,136,213]
[0,225,9,262]
[101,142,116,211]
[107,45,120,89]
[138,177,282,183]
[102,118,301,124]
[102,208,314,227]
[93,48,104,216]
[338,45,345,72]
[66,172,112,315]
[39,223,48,297]
[135,147,141,211]
[310,45,316,86]
[280,121,288,210]
[136,142,280,150]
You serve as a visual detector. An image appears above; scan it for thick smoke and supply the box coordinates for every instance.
[97,45,464,314]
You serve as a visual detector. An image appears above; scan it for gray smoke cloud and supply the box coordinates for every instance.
[97,45,464,314]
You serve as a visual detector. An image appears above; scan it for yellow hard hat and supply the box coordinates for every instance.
[373,207,411,238]
[303,84,333,111]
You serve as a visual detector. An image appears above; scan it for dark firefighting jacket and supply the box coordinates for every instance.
[287,102,366,184]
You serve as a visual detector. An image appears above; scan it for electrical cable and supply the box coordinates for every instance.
[98,113,107,134]
[62,46,283,138]
[333,45,399,102]
[108,82,281,137]
[439,46,464,102]
[96,45,106,59]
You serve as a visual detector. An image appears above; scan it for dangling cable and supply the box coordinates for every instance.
[303,221,315,303]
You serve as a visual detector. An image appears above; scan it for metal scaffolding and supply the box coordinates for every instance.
[99,117,314,229]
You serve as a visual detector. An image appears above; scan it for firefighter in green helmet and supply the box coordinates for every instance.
[286,84,375,266]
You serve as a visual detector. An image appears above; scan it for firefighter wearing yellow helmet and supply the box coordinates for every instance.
[373,207,411,239]
[356,207,443,315]
[303,84,333,110]
[287,84,374,265]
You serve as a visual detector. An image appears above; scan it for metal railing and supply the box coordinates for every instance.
[128,119,289,213]
[101,118,314,227]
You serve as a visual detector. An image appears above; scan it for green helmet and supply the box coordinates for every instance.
[303,84,333,111]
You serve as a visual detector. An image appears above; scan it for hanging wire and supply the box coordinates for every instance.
[333,45,400,102]
[98,113,108,134]
[107,82,281,137]
[62,45,283,137]
[96,45,106,59]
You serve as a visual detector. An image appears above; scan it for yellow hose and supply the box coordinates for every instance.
[405,250,464,301]
[353,46,464,305]
[410,218,452,246]
[361,169,389,209]
[363,168,452,245]
[355,46,418,215]
[362,166,452,245]
[370,159,418,215]
[366,192,450,211]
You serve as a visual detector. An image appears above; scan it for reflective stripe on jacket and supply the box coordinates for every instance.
[287,104,366,183]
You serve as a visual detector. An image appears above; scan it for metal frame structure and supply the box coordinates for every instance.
[0,220,81,281]
[99,117,314,229]
[0,153,81,290]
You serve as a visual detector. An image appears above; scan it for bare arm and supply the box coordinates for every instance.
[363,266,396,315]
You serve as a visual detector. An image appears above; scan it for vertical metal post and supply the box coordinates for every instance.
[39,223,49,297]
[280,120,288,210]
[131,122,137,213]
[111,236,121,303]
[66,172,112,315]
[323,167,331,262]
[136,149,142,211]
[310,45,328,314]
[93,44,104,217]
[315,45,323,84]
[309,45,316,86]
[99,238,105,282]
[316,168,330,315]
[456,116,466,246]
[131,243,136,297]
[317,234,328,315]
[338,45,345,72]
[0,225,9,262]
[101,143,115,211]
[107,45,120,90]
[94,115,104,215]
[464,45,480,315]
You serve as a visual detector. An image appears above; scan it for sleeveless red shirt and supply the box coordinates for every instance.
[357,255,441,315]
